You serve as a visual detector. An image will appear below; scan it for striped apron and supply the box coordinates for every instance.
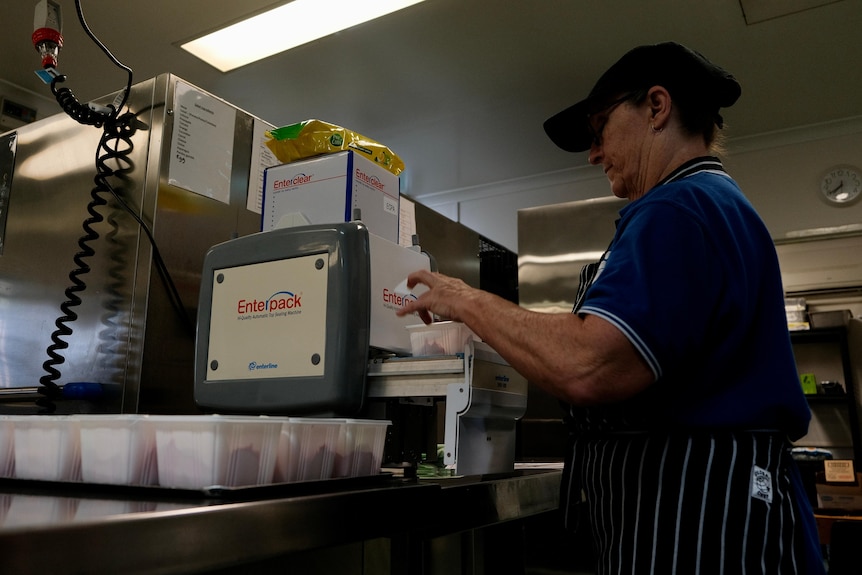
[561,430,818,574]
[561,262,824,574]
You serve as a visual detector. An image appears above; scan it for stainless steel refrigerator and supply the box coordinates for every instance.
[0,74,262,414]
[516,196,862,461]
[515,196,624,456]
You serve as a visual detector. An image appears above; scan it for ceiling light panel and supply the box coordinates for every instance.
[180,0,427,72]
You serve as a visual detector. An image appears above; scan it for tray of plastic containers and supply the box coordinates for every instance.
[149,414,285,489]
[11,415,82,482]
[406,321,475,356]
[0,414,391,494]
[274,417,339,483]
[77,414,158,486]
[273,418,390,482]
[332,419,390,479]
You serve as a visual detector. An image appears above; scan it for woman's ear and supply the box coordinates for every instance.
[647,86,672,131]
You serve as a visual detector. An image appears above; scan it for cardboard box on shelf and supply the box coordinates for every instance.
[817,471,862,510]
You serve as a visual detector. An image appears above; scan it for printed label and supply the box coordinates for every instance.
[383,195,399,216]
[750,465,773,503]
[825,460,856,483]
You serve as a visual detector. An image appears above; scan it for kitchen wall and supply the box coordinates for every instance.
[415,115,862,253]
[0,79,57,131]
[7,70,862,255]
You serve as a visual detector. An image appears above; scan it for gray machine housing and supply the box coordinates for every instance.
[194,222,371,415]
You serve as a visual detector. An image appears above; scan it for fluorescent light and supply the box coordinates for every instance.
[181,0,427,72]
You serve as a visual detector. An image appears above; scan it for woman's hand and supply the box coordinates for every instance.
[395,269,476,325]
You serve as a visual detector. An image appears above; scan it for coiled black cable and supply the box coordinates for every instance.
[38,161,108,410]
[47,0,133,129]
[38,108,196,411]
[73,0,132,118]
[38,0,189,411]
[38,115,122,411]
[50,74,112,127]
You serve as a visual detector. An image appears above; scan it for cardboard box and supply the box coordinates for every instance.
[367,232,431,354]
[817,472,862,510]
[262,151,400,243]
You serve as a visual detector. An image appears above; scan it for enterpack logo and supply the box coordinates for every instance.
[382,288,417,311]
[355,168,385,192]
[237,290,303,320]
[272,173,313,190]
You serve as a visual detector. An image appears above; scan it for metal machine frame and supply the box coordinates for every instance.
[367,340,527,476]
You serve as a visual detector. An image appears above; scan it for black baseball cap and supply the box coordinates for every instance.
[544,42,742,152]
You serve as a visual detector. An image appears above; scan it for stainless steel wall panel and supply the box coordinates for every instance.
[413,200,481,289]
[517,196,624,314]
[1,107,143,410]
[0,74,262,414]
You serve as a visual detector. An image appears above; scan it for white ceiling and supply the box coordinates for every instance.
[2,0,861,199]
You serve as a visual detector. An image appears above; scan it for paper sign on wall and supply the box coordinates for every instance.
[399,195,417,248]
[168,81,236,204]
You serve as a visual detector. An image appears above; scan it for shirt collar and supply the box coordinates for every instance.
[654,156,727,188]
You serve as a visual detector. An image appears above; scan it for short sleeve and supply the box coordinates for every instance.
[578,200,725,381]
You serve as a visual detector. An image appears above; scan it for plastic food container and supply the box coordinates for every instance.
[406,321,475,356]
[0,416,14,478]
[332,419,391,478]
[274,418,341,483]
[13,416,81,482]
[150,415,284,489]
[75,415,158,486]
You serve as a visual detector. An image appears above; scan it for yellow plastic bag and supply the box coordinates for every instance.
[265,119,405,176]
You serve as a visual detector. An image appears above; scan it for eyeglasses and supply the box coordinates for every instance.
[586,93,634,147]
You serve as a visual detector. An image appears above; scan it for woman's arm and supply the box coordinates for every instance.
[397,269,654,405]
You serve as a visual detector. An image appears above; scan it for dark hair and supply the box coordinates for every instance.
[627,87,723,149]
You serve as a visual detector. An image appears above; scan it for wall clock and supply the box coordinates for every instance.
[820,166,862,206]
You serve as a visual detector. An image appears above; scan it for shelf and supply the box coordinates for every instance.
[791,326,862,464]
[790,327,848,343]
[805,395,853,404]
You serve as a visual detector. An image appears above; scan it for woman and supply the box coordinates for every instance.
[398,42,823,574]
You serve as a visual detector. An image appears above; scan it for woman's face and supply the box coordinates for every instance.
[587,99,651,201]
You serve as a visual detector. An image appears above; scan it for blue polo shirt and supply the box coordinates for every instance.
[578,158,810,440]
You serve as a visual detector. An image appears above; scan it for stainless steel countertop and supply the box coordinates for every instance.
[0,469,562,575]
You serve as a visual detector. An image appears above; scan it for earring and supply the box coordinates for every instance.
[651,124,663,134]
